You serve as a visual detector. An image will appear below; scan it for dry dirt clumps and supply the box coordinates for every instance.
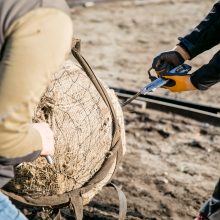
[5,60,125,199]
[68,1,220,219]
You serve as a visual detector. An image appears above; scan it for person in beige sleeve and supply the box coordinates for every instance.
[0,0,73,219]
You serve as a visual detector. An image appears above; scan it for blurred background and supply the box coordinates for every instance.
[69,0,219,106]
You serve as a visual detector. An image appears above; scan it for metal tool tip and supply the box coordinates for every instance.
[45,155,53,165]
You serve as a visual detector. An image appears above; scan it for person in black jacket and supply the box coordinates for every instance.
[151,1,220,220]
[152,1,220,92]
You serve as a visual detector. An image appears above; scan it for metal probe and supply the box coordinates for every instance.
[121,64,192,107]
[45,155,53,164]
[121,77,169,107]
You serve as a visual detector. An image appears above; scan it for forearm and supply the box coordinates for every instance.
[0,8,72,165]
[178,1,220,59]
[0,117,42,165]
[0,116,42,187]
[191,51,220,90]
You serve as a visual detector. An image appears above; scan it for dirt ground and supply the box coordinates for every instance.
[69,1,220,220]
[21,0,220,219]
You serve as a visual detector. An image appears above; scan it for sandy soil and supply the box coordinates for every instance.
[70,1,220,219]
[20,1,220,219]
[70,0,220,106]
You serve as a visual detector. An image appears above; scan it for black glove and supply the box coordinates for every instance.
[152,51,185,72]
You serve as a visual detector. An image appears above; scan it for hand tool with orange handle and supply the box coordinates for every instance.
[121,64,191,107]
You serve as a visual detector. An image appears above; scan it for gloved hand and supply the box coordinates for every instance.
[152,46,195,92]
[152,50,184,72]
[152,46,190,72]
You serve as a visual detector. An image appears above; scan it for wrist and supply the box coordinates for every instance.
[173,45,190,61]
[187,77,197,90]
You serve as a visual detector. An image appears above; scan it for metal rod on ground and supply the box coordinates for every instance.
[113,87,220,126]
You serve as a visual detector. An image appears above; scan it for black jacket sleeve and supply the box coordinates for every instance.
[191,51,220,90]
[0,150,41,188]
[176,1,220,90]
[0,150,41,166]
[178,1,220,59]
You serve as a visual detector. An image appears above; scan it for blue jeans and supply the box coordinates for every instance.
[0,192,27,220]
